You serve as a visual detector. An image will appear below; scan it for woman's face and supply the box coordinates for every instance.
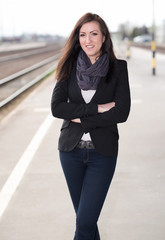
[79,21,105,64]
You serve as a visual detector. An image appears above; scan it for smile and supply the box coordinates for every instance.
[86,45,94,48]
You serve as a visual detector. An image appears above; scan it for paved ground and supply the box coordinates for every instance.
[0,47,165,240]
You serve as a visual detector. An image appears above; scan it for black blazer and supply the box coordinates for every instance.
[51,59,131,156]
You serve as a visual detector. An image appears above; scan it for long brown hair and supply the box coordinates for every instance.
[56,13,117,82]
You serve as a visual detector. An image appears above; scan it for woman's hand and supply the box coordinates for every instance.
[71,102,115,121]
[71,118,81,123]
[98,102,115,113]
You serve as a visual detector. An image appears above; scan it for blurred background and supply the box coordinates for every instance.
[0,1,165,240]
[0,0,165,46]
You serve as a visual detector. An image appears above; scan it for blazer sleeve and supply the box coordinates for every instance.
[81,61,131,133]
[51,78,98,120]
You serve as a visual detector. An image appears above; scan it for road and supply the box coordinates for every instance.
[0,46,165,240]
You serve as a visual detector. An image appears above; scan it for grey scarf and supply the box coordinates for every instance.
[76,50,109,90]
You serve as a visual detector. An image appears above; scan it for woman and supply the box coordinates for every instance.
[51,13,131,240]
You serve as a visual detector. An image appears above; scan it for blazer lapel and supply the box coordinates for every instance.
[90,76,106,103]
[72,69,86,103]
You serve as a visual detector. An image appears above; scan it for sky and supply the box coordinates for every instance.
[0,0,165,37]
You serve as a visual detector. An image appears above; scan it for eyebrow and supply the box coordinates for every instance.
[79,30,99,33]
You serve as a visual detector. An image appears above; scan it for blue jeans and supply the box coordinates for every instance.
[59,147,117,240]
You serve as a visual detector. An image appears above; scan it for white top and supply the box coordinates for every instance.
[81,89,96,141]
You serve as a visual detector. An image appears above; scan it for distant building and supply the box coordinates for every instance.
[156,20,165,43]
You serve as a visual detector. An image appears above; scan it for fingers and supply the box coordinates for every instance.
[98,102,115,113]
[71,118,81,123]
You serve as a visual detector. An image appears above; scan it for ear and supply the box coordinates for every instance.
[103,36,105,43]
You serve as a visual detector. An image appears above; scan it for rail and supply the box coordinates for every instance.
[131,42,165,54]
[0,53,61,85]
[0,63,57,108]
[0,43,60,63]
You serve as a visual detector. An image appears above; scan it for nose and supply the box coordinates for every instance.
[86,34,92,43]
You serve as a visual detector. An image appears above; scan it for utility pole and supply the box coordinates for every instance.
[151,0,156,75]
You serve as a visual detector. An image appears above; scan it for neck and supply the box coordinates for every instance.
[89,54,101,64]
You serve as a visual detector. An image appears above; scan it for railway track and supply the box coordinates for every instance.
[0,42,63,110]
[0,42,61,63]
[131,42,165,54]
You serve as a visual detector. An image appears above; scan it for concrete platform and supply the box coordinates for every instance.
[0,47,165,240]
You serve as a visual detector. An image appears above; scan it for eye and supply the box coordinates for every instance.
[92,32,98,36]
[79,33,85,37]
